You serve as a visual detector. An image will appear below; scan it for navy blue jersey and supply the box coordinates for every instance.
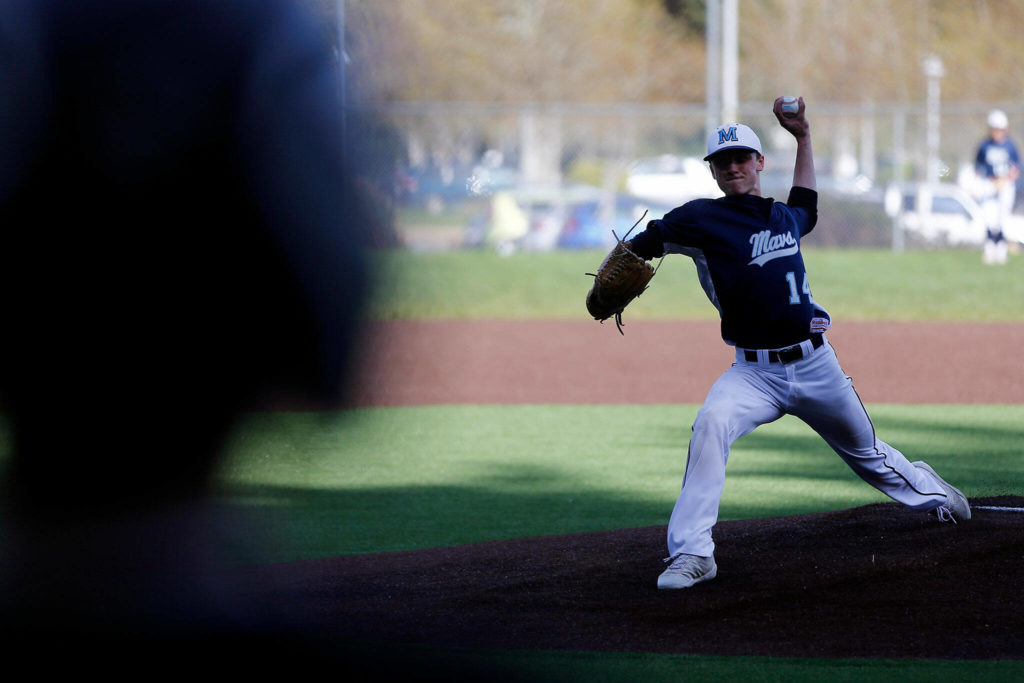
[975,137,1021,180]
[630,187,829,349]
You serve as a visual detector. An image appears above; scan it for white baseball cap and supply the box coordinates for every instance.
[704,123,763,161]
[988,109,1009,130]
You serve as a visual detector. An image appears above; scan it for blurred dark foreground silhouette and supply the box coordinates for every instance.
[0,3,550,677]
[0,0,379,673]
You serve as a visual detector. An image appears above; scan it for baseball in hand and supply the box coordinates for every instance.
[781,96,799,117]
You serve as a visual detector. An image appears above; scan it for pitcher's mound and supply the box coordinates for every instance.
[247,495,1024,660]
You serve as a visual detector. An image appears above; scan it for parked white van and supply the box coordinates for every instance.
[884,182,1024,246]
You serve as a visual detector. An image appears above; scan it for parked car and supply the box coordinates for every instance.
[624,155,721,205]
[558,195,673,249]
[468,182,674,252]
[468,183,603,252]
[884,182,1024,246]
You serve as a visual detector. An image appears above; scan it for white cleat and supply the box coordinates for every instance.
[657,553,717,590]
[913,461,971,523]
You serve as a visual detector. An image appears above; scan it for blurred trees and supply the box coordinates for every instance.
[743,0,1024,105]
[332,0,1024,106]
[340,0,705,104]
[310,0,1024,191]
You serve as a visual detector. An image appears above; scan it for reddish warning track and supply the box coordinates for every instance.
[348,320,1024,406]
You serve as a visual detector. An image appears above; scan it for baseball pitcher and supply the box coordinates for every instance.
[614,97,971,589]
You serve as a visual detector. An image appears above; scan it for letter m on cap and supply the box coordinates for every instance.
[718,126,739,144]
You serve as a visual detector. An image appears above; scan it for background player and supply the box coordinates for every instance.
[973,109,1021,264]
[623,97,971,590]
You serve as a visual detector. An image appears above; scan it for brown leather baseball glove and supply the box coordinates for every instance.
[585,221,657,334]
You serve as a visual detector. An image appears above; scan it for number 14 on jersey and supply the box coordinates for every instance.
[785,271,815,305]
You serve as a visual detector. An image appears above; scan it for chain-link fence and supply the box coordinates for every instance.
[353,101,1024,252]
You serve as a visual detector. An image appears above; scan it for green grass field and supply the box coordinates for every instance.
[214,404,1024,562]
[369,247,1024,321]
[349,643,1024,683]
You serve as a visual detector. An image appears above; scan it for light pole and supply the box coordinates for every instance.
[918,54,944,235]
[705,0,738,138]
[705,0,720,137]
[923,54,945,188]
[721,0,738,124]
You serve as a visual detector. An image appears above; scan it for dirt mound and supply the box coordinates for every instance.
[244,495,1024,661]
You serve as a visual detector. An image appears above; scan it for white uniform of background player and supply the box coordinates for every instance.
[974,109,1021,265]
